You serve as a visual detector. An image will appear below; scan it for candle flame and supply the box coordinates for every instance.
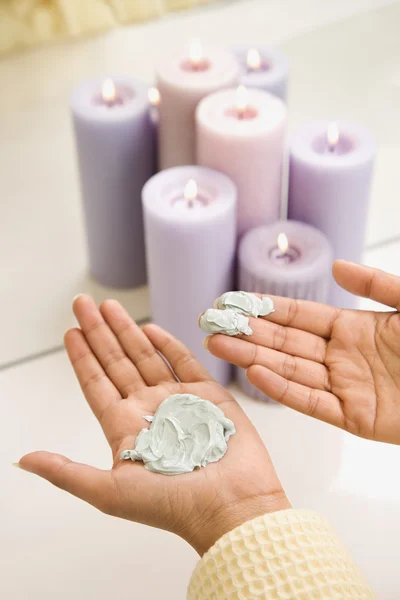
[102,78,116,104]
[148,87,160,107]
[189,38,204,66]
[236,85,249,116]
[247,48,261,71]
[277,233,289,253]
[184,178,198,202]
[327,122,339,150]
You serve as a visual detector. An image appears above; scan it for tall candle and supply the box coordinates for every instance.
[196,86,287,237]
[142,166,237,385]
[156,42,239,169]
[232,45,289,102]
[71,77,156,288]
[288,120,376,308]
[238,220,332,401]
[148,86,160,170]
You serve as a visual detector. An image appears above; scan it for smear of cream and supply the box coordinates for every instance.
[120,394,235,475]
[216,291,275,318]
[199,308,252,336]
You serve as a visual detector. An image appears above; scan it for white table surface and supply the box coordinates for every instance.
[1,0,400,598]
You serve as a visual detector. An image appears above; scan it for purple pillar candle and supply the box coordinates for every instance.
[238,220,332,401]
[232,45,289,102]
[288,120,376,308]
[71,77,156,288]
[142,166,237,385]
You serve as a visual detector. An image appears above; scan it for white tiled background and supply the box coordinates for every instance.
[1,1,400,598]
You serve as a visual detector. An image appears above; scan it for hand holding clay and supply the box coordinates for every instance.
[202,261,400,445]
[17,295,289,556]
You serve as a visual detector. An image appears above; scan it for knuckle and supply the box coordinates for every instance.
[273,324,287,351]
[82,370,105,391]
[286,299,299,326]
[102,347,127,369]
[281,354,296,380]
[249,343,259,367]
[305,388,320,417]
[176,352,195,371]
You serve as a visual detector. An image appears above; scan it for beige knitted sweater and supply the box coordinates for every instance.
[188,509,375,599]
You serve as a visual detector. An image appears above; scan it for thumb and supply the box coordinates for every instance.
[333,260,400,311]
[18,451,115,515]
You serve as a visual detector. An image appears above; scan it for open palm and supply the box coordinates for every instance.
[19,296,288,555]
[205,261,400,445]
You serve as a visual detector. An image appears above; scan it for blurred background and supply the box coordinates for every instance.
[1,1,400,598]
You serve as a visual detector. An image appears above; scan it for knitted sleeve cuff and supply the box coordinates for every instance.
[188,509,375,599]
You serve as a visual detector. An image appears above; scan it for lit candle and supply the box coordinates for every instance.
[288,120,376,307]
[232,45,289,102]
[156,44,239,169]
[142,166,237,384]
[196,87,287,237]
[327,121,339,153]
[148,86,160,124]
[71,77,157,288]
[269,232,301,265]
[237,220,332,401]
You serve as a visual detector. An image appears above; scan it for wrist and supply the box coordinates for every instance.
[187,490,291,556]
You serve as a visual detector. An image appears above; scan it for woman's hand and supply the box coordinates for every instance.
[204,261,400,445]
[18,296,289,556]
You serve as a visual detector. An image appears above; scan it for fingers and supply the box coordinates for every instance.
[19,451,116,515]
[143,323,213,383]
[100,300,175,388]
[261,296,341,338]
[240,317,328,364]
[206,335,331,391]
[333,260,400,310]
[64,328,121,424]
[246,365,344,428]
[73,295,145,395]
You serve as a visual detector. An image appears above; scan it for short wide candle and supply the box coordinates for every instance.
[288,120,376,308]
[142,166,237,385]
[232,45,289,102]
[196,87,287,237]
[156,43,239,169]
[71,77,156,288]
[238,220,332,401]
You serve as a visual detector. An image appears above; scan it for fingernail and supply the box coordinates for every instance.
[197,313,204,327]
[73,294,84,302]
[12,462,21,469]
[245,369,250,381]
[202,336,211,349]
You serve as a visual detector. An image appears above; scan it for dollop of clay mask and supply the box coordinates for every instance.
[216,291,275,318]
[120,394,235,475]
[199,308,252,336]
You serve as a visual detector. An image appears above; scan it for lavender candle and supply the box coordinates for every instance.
[156,41,239,169]
[142,166,237,385]
[237,220,332,401]
[196,86,287,238]
[71,77,156,288]
[288,120,376,308]
[232,45,289,102]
